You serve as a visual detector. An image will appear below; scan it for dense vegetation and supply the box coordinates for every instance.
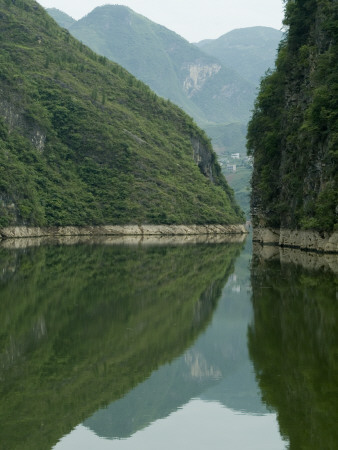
[0,0,244,228]
[247,0,338,232]
[0,241,242,449]
[249,254,338,449]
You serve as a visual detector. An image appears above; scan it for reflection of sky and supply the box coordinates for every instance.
[54,399,287,450]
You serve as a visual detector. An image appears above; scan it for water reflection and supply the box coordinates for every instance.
[54,237,286,450]
[249,246,338,450]
[0,239,242,450]
[81,238,269,443]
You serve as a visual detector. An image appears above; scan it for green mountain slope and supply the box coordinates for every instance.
[197,27,283,85]
[0,0,244,228]
[46,5,259,218]
[46,7,75,29]
[65,5,255,125]
[247,0,338,232]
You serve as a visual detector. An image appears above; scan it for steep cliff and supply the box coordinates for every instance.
[247,0,337,234]
[0,0,244,228]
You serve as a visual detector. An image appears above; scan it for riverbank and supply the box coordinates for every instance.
[0,224,247,240]
[253,228,338,253]
[0,233,247,249]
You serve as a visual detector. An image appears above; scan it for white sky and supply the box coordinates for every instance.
[37,0,285,42]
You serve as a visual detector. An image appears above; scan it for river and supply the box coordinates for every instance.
[0,235,336,449]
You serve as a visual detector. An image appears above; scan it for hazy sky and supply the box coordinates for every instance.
[37,0,285,42]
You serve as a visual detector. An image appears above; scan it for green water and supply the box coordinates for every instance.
[0,238,336,449]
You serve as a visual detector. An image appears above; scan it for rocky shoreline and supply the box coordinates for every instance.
[0,233,247,249]
[0,224,247,240]
[253,227,338,253]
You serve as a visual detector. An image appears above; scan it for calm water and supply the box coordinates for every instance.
[0,237,336,450]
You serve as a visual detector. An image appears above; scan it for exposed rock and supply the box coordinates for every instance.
[0,93,46,151]
[183,63,221,98]
[0,224,247,241]
[191,137,215,183]
[0,233,247,249]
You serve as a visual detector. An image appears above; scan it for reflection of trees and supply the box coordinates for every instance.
[248,256,338,450]
[0,242,242,450]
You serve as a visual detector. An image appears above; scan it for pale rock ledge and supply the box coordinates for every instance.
[0,224,247,240]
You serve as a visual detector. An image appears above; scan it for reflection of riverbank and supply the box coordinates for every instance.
[249,249,338,450]
[0,234,247,249]
[253,227,338,253]
[253,243,338,274]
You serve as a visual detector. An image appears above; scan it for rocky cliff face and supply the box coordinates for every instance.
[183,63,222,97]
[247,0,337,237]
[191,136,216,183]
[0,89,46,151]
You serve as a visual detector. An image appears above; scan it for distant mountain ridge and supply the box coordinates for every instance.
[46,7,76,29]
[47,7,282,151]
[53,5,256,126]
[197,26,283,85]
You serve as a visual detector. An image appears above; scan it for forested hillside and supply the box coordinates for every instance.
[247,0,337,232]
[52,5,255,126]
[0,0,244,228]
[47,7,283,218]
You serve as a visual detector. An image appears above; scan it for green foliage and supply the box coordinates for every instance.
[0,0,244,227]
[247,0,338,232]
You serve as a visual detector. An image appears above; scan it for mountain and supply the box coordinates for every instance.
[0,0,244,228]
[197,27,283,85]
[64,5,255,126]
[45,5,262,218]
[46,7,75,29]
[247,0,337,233]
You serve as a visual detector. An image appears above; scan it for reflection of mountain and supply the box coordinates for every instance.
[85,237,267,440]
[248,253,338,450]
[0,242,242,450]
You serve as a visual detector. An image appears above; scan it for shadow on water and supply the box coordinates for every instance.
[249,245,338,450]
[0,239,243,450]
